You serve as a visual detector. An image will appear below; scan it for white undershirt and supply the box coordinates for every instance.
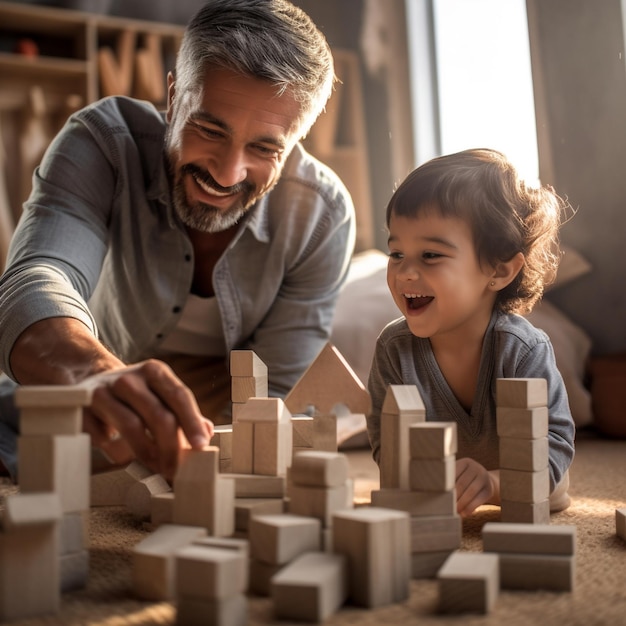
[158,294,226,357]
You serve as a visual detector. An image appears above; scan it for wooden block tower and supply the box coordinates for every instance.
[288,450,354,550]
[285,342,371,453]
[496,378,550,523]
[14,384,92,592]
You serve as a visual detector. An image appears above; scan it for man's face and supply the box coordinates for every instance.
[166,67,304,233]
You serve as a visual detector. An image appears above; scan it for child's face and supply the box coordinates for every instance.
[387,210,497,342]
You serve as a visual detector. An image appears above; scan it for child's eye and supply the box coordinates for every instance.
[387,251,404,261]
[423,251,442,261]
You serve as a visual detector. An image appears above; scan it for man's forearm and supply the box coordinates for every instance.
[9,317,124,385]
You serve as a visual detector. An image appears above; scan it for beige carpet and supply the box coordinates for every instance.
[2,428,626,626]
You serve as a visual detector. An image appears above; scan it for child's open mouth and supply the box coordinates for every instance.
[404,294,434,310]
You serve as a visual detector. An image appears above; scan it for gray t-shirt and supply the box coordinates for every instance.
[367,309,575,489]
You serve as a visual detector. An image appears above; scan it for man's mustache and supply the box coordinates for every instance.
[181,164,253,196]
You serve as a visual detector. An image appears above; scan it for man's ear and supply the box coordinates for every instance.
[489,252,525,291]
[166,72,175,123]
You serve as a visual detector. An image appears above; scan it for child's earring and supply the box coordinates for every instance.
[490,280,496,287]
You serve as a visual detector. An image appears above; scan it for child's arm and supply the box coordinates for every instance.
[455,458,500,517]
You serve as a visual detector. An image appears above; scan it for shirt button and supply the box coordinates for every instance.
[184,254,192,262]
[156,333,163,339]
[173,306,181,314]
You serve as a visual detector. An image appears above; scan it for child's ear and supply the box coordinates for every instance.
[489,252,525,290]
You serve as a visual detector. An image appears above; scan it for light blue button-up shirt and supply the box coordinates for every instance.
[0,96,356,397]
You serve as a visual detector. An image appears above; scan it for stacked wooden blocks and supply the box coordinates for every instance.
[496,378,550,523]
[288,450,354,550]
[371,386,461,578]
[482,522,576,591]
[285,342,371,452]
[15,385,92,593]
[248,513,321,596]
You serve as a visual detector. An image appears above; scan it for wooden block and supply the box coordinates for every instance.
[133,33,165,102]
[332,507,411,608]
[271,551,348,622]
[59,511,88,555]
[230,350,268,377]
[499,436,549,472]
[292,416,315,449]
[192,536,250,591]
[2,492,62,530]
[500,467,550,504]
[253,421,292,477]
[132,524,207,601]
[173,449,234,536]
[482,523,576,555]
[60,549,89,592]
[97,29,136,96]
[409,422,457,459]
[312,412,338,452]
[18,433,90,513]
[380,385,426,490]
[438,551,499,614]
[90,461,153,506]
[285,343,371,417]
[0,492,62,621]
[176,544,247,599]
[249,514,321,565]
[290,450,350,488]
[409,455,456,492]
[176,592,247,626]
[125,474,171,521]
[288,481,354,528]
[151,492,175,527]
[496,406,549,438]
[231,375,268,403]
[496,378,548,408]
[211,425,233,460]
[411,550,453,579]
[231,421,254,474]
[371,488,456,517]
[410,515,462,553]
[234,397,290,423]
[248,558,284,597]
[500,498,550,524]
[221,473,286,499]
[498,553,574,591]
[234,497,284,532]
[616,508,626,540]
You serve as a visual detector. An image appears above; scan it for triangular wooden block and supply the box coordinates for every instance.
[285,343,371,415]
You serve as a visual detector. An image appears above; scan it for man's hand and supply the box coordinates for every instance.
[10,318,213,481]
[455,457,500,517]
[81,360,214,480]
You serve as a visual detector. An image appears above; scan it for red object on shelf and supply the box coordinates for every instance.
[15,38,39,58]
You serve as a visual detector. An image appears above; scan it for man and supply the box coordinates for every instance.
[0,0,355,481]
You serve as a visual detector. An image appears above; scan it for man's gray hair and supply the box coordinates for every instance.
[174,0,336,137]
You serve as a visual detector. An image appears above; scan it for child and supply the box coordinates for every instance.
[366,148,575,517]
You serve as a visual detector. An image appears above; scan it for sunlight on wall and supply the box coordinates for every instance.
[432,0,539,184]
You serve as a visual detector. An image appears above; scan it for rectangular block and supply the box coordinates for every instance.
[231,422,254,474]
[332,507,411,608]
[371,488,456,517]
[500,467,550,504]
[290,450,350,488]
[132,524,207,601]
[234,498,285,532]
[176,545,247,599]
[410,515,462,553]
[496,378,548,408]
[438,551,499,614]
[18,433,90,513]
[498,553,574,591]
[210,425,233,460]
[151,492,175,527]
[409,422,457,459]
[271,552,348,622]
[482,523,576,555]
[230,350,268,377]
[500,498,550,524]
[499,436,549,472]
[411,550,453,579]
[231,375,268,403]
[176,592,247,626]
[249,514,321,565]
[409,456,456,492]
[253,421,292,477]
[60,549,89,593]
[292,416,315,448]
[19,407,82,436]
[221,473,286,499]
[288,481,353,527]
[496,406,549,439]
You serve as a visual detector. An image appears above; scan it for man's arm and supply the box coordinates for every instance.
[10,317,213,480]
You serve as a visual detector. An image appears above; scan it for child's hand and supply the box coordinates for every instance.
[455,458,500,517]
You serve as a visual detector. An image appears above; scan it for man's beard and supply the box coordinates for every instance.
[172,163,256,233]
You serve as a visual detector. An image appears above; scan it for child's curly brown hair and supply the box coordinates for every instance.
[385,148,570,315]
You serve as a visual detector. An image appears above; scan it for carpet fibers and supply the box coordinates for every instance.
[1,428,625,626]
